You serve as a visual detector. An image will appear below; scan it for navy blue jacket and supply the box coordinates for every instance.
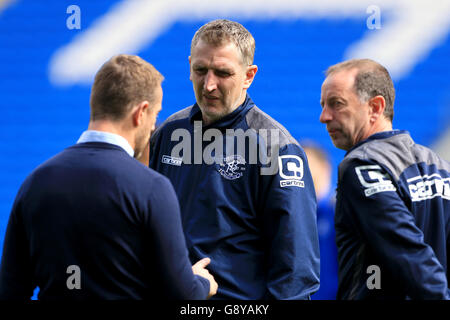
[335,130,450,299]
[0,142,209,300]
[149,95,320,299]
[311,197,338,300]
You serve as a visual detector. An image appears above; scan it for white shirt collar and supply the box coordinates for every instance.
[77,130,134,157]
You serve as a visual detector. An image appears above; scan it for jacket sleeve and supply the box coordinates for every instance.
[146,175,210,300]
[339,159,449,299]
[0,185,35,300]
[260,143,320,299]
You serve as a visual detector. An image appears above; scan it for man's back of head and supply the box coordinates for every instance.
[90,54,164,122]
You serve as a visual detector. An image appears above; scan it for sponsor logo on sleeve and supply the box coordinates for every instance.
[407,174,450,202]
[162,155,182,166]
[278,155,304,188]
[355,165,396,196]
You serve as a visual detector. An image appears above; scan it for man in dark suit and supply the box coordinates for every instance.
[0,54,217,300]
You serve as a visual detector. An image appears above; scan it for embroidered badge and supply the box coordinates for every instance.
[218,155,246,180]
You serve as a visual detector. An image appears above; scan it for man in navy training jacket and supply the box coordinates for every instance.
[141,20,320,300]
[319,58,450,299]
[0,54,217,300]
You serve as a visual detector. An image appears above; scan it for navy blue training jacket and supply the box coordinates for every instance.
[335,130,450,299]
[0,142,209,300]
[149,95,320,299]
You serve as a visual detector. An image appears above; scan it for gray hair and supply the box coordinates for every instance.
[191,19,256,66]
[326,59,395,122]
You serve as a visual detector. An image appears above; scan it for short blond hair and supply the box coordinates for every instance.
[191,19,255,66]
[90,54,164,121]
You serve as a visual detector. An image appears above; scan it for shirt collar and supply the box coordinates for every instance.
[77,130,135,157]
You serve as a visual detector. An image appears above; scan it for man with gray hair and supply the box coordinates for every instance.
[143,19,319,299]
[320,58,450,299]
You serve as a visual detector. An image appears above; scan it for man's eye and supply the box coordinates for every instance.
[332,100,343,107]
[215,70,231,77]
[194,68,207,75]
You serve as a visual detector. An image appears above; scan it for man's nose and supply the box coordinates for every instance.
[319,106,332,123]
[204,71,217,92]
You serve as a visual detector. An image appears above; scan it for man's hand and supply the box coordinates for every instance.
[192,257,218,299]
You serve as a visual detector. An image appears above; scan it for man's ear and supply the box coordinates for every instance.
[368,95,386,123]
[243,65,258,89]
[132,101,149,126]
[188,56,192,81]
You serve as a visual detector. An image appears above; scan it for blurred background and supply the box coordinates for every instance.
[0,0,449,299]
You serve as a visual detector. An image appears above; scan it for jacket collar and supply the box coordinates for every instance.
[188,94,255,129]
[345,130,410,156]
